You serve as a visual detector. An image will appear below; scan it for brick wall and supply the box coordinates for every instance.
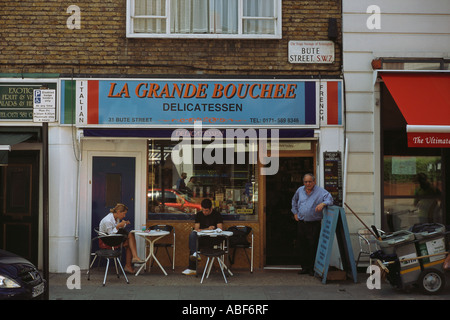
[0,0,341,77]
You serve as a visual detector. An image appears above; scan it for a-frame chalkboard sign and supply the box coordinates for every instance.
[314,206,357,284]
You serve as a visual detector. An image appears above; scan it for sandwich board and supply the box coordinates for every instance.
[314,206,357,284]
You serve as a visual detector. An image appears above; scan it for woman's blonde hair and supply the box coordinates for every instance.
[110,203,128,213]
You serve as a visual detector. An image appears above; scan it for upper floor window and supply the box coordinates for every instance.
[126,0,282,39]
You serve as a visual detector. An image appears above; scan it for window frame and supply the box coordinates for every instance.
[126,0,282,39]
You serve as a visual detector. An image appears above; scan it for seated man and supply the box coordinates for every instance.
[182,198,223,275]
[99,203,144,274]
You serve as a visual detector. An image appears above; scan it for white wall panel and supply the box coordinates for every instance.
[345,92,374,112]
[343,0,450,14]
[343,72,374,92]
[346,112,374,132]
[347,173,374,193]
[344,14,450,34]
[347,153,374,173]
[344,33,450,54]
[346,132,374,153]
[343,52,375,72]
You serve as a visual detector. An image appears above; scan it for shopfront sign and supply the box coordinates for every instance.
[61,79,343,128]
[0,83,58,121]
[408,132,450,148]
[0,85,35,120]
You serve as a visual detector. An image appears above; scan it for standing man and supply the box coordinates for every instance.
[291,173,333,275]
[176,172,187,193]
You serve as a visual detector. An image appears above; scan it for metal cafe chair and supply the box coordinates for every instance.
[356,228,383,268]
[198,234,230,284]
[227,225,254,273]
[87,232,129,286]
[148,224,176,270]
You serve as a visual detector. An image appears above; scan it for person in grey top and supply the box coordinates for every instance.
[291,173,333,275]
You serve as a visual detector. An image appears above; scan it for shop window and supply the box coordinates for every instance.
[127,0,282,39]
[383,155,443,231]
[381,83,445,231]
[147,139,258,220]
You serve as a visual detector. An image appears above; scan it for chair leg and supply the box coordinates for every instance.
[201,257,211,284]
[172,243,175,270]
[217,257,228,284]
[114,259,119,278]
[87,255,100,280]
[250,245,254,273]
[356,252,362,267]
[87,255,97,280]
[115,258,130,284]
[244,249,251,265]
[206,257,215,279]
[103,259,110,286]
[229,248,237,265]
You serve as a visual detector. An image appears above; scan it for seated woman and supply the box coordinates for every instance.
[99,203,144,273]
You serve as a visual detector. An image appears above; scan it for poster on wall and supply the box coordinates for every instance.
[60,79,343,128]
[323,151,343,206]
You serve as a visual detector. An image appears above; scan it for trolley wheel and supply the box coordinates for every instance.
[418,268,446,295]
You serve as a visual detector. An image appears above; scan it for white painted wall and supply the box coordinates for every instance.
[48,126,148,272]
[48,126,79,272]
[76,137,148,270]
[343,0,450,259]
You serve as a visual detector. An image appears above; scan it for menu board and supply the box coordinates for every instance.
[323,151,343,206]
[314,206,357,284]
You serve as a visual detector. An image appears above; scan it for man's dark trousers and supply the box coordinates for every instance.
[297,220,322,272]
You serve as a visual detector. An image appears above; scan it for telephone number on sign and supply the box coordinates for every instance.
[249,117,300,124]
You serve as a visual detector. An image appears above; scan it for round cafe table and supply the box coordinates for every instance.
[131,229,170,276]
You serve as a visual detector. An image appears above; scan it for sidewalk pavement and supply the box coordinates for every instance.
[48,266,450,301]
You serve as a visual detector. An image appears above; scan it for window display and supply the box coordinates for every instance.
[383,155,442,231]
[147,139,258,220]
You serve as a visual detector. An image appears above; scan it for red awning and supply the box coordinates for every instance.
[381,72,450,148]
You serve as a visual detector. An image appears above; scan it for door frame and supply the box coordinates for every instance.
[260,141,317,267]
[79,150,145,269]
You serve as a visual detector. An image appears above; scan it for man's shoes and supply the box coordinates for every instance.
[182,268,196,276]
[298,268,310,275]
[298,268,314,276]
[189,252,201,262]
